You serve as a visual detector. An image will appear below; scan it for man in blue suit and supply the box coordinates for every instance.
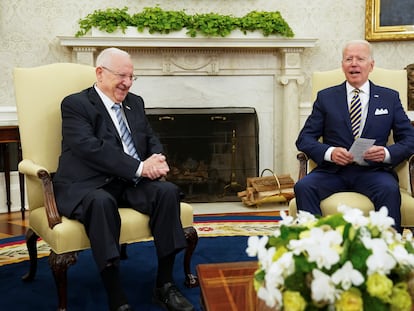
[294,39,414,233]
[53,48,194,311]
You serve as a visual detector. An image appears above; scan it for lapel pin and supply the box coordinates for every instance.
[374,94,379,98]
[125,105,131,110]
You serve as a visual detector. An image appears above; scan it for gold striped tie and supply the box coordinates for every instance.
[349,89,361,139]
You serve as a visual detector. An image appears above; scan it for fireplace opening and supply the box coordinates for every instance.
[146,107,259,203]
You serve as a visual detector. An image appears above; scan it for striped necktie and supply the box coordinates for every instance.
[349,89,361,139]
[112,104,140,160]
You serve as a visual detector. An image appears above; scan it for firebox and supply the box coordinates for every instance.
[146,107,259,202]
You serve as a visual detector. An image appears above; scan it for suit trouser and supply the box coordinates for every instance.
[72,178,187,271]
[294,165,402,232]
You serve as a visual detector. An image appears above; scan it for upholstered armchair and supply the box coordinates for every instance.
[13,63,199,310]
[288,67,414,228]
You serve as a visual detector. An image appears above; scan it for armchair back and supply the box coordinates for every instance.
[13,63,96,210]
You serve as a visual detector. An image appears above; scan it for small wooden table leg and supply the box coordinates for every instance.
[2,143,11,213]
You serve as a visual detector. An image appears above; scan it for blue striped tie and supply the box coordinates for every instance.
[349,89,361,139]
[112,104,140,160]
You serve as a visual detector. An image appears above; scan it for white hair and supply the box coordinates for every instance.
[96,47,131,67]
[342,39,374,60]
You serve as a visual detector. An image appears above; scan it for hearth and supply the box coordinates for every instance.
[146,107,259,202]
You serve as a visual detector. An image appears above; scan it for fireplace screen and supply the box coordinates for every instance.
[146,107,259,202]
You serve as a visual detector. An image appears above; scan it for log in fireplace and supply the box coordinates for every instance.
[146,107,259,202]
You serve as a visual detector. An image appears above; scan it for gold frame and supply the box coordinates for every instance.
[365,0,414,41]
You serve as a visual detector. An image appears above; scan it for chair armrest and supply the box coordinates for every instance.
[409,154,414,196]
[297,152,309,180]
[18,159,62,229]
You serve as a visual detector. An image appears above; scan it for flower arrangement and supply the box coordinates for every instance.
[246,206,414,311]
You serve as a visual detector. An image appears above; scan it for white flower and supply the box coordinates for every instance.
[246,235,268,257]
[272,227,281,238]
[258,246,276,272]
[295,210,317,225]
[381,229,397,245]
[331,261,364,290]
[257,285,282,308]
[289,227,342,270]
[311,269,337,304]
[279,210,294,225]
[274,251,295,279]
[265,261,286,289]
[369,206,395,230]
[365,251,396,275]
[338,204,369,227]
[405,230,413,242]
[363,237,396,274]
[391,245,414,267]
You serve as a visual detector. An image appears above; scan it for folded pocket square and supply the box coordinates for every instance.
[374,108,388,115]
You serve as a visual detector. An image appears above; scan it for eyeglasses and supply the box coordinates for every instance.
[101,66,138,82]
[342,57,370,65]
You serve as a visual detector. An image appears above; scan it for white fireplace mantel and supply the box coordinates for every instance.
[58,35,317,49]
[58,35,318,177]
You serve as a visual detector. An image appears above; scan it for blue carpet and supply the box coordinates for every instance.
[0,236,255,310]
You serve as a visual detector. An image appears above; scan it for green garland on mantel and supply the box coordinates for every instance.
[75,6,294,38]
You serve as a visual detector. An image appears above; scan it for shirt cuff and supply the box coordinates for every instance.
[136,161,143,177]
[383,147,391,163]
[324,147,335,162]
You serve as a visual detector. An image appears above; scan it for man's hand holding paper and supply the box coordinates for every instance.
[349,137,376,165]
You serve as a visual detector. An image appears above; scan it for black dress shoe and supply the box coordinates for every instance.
[153,282,195,311]
[116,304,133,311]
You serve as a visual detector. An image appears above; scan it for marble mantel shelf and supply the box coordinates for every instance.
[58,35,318,49]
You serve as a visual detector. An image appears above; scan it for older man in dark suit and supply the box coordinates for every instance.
[294,40,414,233]
[52,48,194,311]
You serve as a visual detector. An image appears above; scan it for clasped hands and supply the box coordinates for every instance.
[142,153,170,180]
[331,145,385,166]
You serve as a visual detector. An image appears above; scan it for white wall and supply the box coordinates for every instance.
[1,0,414,212]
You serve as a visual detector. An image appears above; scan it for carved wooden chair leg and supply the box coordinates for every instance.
[120,243,128,259]
[183,226,199,288]
[22,228,39,282]
[49,251,78,311]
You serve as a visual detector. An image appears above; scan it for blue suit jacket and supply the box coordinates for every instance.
[53,87,163,217]
[296,81,414,170]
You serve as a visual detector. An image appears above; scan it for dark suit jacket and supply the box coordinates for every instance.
[53,86,163,217]
[296,81,414,171]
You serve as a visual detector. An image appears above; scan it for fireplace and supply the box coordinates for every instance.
[146,107,258,202]
[58,35,317,178]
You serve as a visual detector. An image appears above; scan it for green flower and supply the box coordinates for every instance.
[282,291,306,311]
[390,282,412,311]
[335,288,363,311]
[366,273,393,303]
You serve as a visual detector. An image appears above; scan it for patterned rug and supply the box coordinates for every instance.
[0,213,281,266]
[0,237,49,266]
[193,214,281,237]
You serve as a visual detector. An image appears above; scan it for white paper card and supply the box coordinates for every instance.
[349,137,375,165]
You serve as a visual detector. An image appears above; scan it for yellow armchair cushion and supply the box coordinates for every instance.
[30,202,194,254]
